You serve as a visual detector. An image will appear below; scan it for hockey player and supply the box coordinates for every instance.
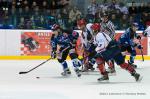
[51,25,82,77]
[100,12,115,39]
[100,12,116,74]
[143,22,150,37]
[119,22,143,68]
[92,23,142,82]
[77,19,96,71]
[51,24,62,59]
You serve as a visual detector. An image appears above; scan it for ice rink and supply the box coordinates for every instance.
[0,60,150,99]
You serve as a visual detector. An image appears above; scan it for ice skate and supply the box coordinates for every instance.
[75,68,81,77]
[82,63,95,72]
[130,63,137,68]
[61,68,71,76]
[106,67,116,76]
[132,72,143,82]
[88,63,95,71]
[81,65,89,72]
[97,75,109,82]
[89,67,95,71]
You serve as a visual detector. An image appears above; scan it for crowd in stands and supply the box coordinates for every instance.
[0,0,150,30]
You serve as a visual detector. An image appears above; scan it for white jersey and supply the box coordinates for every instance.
[144,26,150,36]
[80,23,94,50]
[94,32,112,53]
[100,20,115,39]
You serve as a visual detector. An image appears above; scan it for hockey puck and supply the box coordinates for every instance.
[36,77,40,79]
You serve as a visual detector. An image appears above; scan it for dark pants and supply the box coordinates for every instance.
[121,45,136,63]
[57,47,78,63]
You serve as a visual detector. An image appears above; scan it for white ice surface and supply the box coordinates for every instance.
[0,60,150,99]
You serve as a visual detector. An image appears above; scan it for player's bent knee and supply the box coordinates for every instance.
[96,57,105,65]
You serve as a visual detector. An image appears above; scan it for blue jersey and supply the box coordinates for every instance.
[119,28,138,47]
[51,30,79,51]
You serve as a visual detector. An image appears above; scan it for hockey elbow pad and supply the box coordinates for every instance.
[51,51,56,59]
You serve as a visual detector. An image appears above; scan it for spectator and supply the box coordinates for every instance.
[61,8,69,20]
[87,0,100,23]
[87,0,99,16]
[138,3,147,14]
[25,20,33,29]
[22,0,28,8]
[23,6,30,20]
[17,17,25,29]
[108,0,119,11]
[10,5,17,27]
[129,15,134,24]
[42,0,48,10]
[61,8,69,29]
[3,10,10,27]
[0,0,148,30]
[141,11,150,28]
[120,14,129,30]
[0,8,4,25]
[72,13,82,29]
[16,7,23,24]
[16,0,22,8]
[147,2,150,13]
[118,2,129,15]
[69,6,81,26]
[46,11,57,28]
[11,0,16,8]
[111,13,120,30]
[49,0,69,9]
[128,1,138,15]
[56,14,65,29]
[31,1,37,10]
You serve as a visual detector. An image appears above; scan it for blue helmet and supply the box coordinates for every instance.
[132,22,139,28]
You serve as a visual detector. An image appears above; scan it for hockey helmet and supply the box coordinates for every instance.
[77,19,86,26]
[132,22,139,29]
[51,24,60,31]
[91,23,101,31]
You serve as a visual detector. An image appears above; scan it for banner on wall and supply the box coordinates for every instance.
[20,31,148,56]
[76,33,148,56]
[21,32,53,56]
[115,33,148,55]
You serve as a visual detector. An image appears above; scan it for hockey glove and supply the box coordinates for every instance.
[51,51,56,59]
[137,45,143,49]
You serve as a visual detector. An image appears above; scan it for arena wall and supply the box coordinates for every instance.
[0,29,149,60]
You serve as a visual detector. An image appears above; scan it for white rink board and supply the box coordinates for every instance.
[0,29,146,56]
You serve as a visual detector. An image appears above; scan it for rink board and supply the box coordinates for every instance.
[0,29,149,60]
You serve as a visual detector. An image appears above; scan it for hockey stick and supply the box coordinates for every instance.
[19,46,70,74]
[139,40,144,61]
[19,58,51,74]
